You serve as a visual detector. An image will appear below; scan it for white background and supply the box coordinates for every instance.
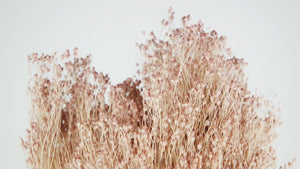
[0,0,299,168]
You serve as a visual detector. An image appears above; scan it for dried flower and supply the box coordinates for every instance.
[21,8,293,169]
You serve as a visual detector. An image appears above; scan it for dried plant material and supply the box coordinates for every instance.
[21,8,294,169]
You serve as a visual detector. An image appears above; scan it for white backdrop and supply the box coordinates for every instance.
[0,0,299,168]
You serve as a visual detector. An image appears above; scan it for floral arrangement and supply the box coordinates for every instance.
[21,8,294,169]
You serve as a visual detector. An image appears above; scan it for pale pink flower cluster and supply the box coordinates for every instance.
[21,8,294,169]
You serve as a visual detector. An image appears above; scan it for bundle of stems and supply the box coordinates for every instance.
[21,8,294,169]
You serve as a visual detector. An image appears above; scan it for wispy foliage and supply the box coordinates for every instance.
[21,8,294,169]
